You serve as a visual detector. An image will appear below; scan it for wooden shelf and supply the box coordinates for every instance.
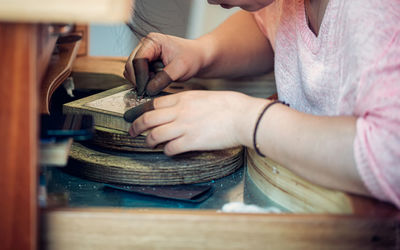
[0,0,132,23]
[41,208,399,250]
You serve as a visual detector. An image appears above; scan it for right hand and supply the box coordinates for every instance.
[124,33,207,97]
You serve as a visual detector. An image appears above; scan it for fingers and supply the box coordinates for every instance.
[134,34,162,60]
[145,71,173,96]
[149,60,165,73]
[133,36,167,96]
[146,122,184,149]
[143,60,172,97]
[128,94,181,144]
[124,94,179,124]
[129,107,177,137]
[153,94,179,109]
[145,55,188,96]
[164,137,188,156]
[124,99,155,123]
[126,33,192,98]
[125,34,162,93]
[133,58,150,96]
[124,43,142,86]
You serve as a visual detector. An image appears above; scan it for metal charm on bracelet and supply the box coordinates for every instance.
[253,100,290,157]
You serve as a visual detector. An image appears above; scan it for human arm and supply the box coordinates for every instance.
[126,3,400,207]
[196,10,274,78]
[123,10,274,95]
[128,91,370,197]
[248,101,370,196]
[129,34,400,204]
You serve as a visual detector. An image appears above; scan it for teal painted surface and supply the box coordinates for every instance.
[89,24,138,57]
[44,164,287,211]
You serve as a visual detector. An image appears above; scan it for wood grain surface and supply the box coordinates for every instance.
[0,0,132,23]
[247,148,399,215]
[67,142,244,185]
[73,25,89,57]
[36,24,58,84]
[41,208,400,250]
[72,56,127,78]
[71,56,130,91]
[0,23,38,250]
[40,35,81,114]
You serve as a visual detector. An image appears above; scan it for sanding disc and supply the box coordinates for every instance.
[67,142,244,185]
[91,126,163,152]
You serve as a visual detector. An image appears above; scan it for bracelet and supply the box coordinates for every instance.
[253,100,289,157]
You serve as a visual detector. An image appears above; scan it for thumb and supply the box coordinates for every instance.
[146,57,191,96]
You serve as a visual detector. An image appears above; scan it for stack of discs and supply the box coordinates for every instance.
[66,82,244,185]
[90,126,164,152]
[68,142,243,185]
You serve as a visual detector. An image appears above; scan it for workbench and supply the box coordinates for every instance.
[1,1,399,250]
[40,67,399,249]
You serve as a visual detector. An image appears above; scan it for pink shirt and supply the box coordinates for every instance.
[253,0,400,208]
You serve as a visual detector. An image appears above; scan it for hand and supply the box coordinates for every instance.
[124,33,207,97]
[128,90,266,156]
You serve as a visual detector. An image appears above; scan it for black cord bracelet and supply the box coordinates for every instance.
[253,100,289,157]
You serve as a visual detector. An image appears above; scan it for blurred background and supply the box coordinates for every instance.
[90,0,238,56]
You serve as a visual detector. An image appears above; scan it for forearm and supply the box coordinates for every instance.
[238,98,371,196]
[196,10,274,78]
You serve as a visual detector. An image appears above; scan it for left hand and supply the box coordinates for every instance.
[129,90,264,156]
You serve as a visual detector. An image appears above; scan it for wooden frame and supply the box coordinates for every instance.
[63,84,134,131]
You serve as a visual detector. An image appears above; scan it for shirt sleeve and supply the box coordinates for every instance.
[353,31,400,208]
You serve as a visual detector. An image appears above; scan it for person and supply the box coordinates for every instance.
[123,0,400,208]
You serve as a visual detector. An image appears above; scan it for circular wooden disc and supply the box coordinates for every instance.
[91,126,163,152]
[67,142,244,185]
[246,148,353,213]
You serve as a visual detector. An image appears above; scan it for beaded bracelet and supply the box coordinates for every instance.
[253,100,289,157]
